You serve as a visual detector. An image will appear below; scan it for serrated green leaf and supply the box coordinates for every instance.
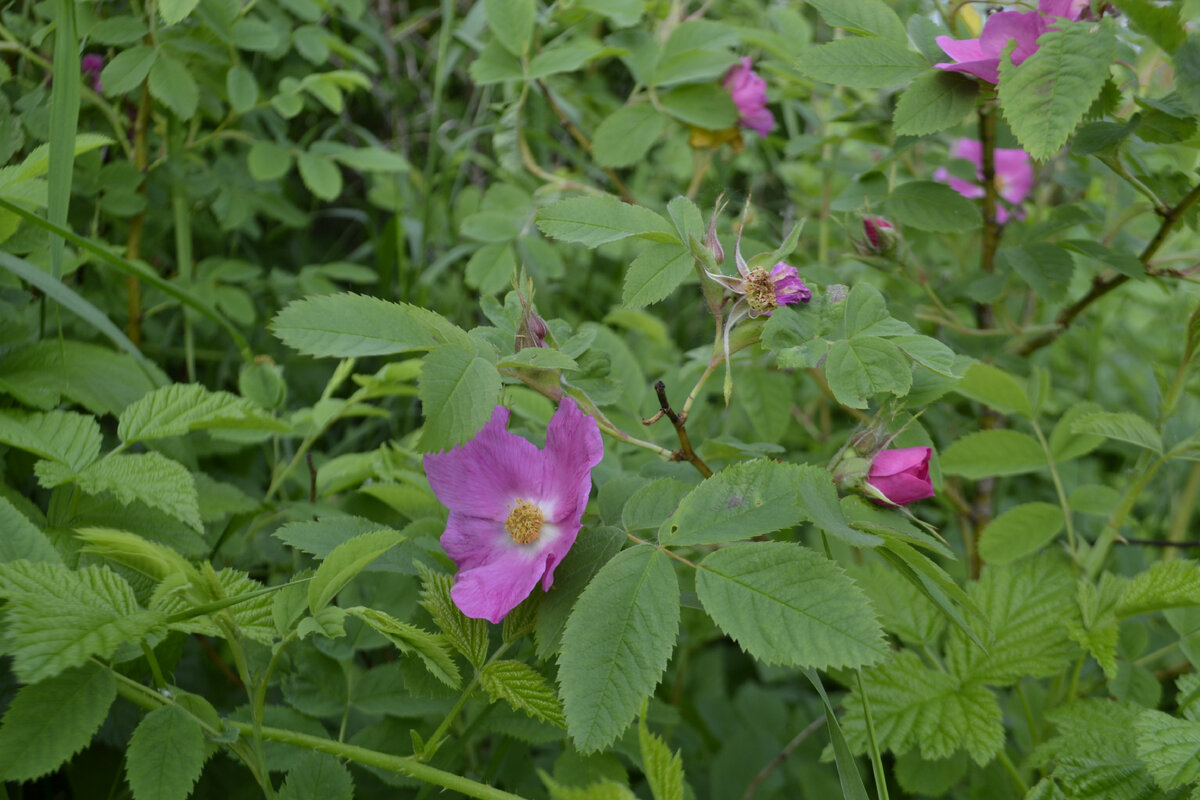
[953,362,1033,418]
[278,752,354,800]
[308,529,402,613]
[824,336,912,409]
[696,542,887,669]
[892,70,977,136]
[158,0,201,24]
[843,283,913,337]
[659,460,807,545]
[271,292,468,357]
[37,451,203,532]
[639,711,684,800]
[978,502,1065,565]
[998,19,1118,160]
[1108,0,1183,53]
[0,495,60,564]
[621,479,690,532]
[1119,560,1200,618]
[417,344,503,452]
[885,180,981,233]
[1135,710,1200,790]
[480,660,566,727]
[541,772,639,800]
[842,650,1004,765]
[118,383,284,444]
[805,0,907,41]
[559,546,679,753]
[536,196,678,248]
[1071,411,1162,453]
[148,55,198,120]
[0,339,164,418]
[346,606,460,688]
[0,561,165,682]
[126,705,206,800]
[593,104,667,168]
[622,242,693,308]
[1034,700,1159,799]
[0,409,100,471]
[0,663,116,781]
[941,430,1045,479]
[999,243,1076,303]
[797,38,928,88]
[535,526,625,661]
[418,563,490,667]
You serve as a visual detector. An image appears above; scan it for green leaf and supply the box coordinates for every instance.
[804,669,871,800]
[248,140,293,181]
[100,46,157,96]
[528,40,607,78]
[592,105,667,169]
[639,711,684,800]
[978,502,1065,565]
[480,660,567,728]
[226,65,259,114]
[1034,700,1159,798]
[232,18,282,51]
[1118,561,1200,617]
[952,361,1033,418]
[1071,410,1162,453]
[891,335,959,377]
[1108,0,1183,54]
[484,0,534,56]
[38,451,203,533]
[158,0,201,24]
[0,339,163,417]
[297,152,342,201]
[841,651,1004,765]
[536,196,678,248]
[0,408,100,471]
[89,16,148,45]
[0,561,165,682]
[465,242,516,294]
[824,336,912,409]
[126,705,207,800]
[417,344,504,452]
[620,479,690,532]
[308,529,403,613]
[418,563,490,667]
[658,83,738,129]
[998,243,1076,303]
[535,526,625,661]
[0,496,59,564]
[148,55,199,120]
[345,606,460,688]
[805,0,908,41]
[541,773,638,800]
[696,542,887,669]
[892,70,977,136]
[945,553,1079,685]
[796,38,928,88]
[118,383,284,444]
[271,292,467,357]
[998,19,1118,160]
[0,663,116,781]
[559,546,680,753]
[1135,710,1200,790]
[843,283,913,337]
[885,181,980,233]
[278,753,354,800]
[622,242,693,308]
[941,430,1045,479]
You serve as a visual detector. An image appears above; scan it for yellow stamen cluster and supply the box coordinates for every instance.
[505,499,544,545]
[744,267,778,314]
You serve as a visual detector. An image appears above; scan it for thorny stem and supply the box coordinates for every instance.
[1017,180,1200,356]
[646,380,713,477]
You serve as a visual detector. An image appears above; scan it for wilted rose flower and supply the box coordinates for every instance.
[722,58,775,137]
[866,447,935,506]
[933,138,1034,223]
[934,0,1088,84]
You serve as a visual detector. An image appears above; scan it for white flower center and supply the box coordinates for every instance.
[505,499,544,545]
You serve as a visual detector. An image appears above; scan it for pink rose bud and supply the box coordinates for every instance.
[81,54,104,93]
[861,216,898,254]
[722,58,775,137]
[866,447,935,506]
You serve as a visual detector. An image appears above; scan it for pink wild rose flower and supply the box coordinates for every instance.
[723,58,775,137]
[933,138,1034,223]
[423,399,603,624]
[866,447,935,506]
[934,0,1088,84]
[81,54,104,93]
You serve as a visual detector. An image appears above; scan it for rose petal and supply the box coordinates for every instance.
[450,546,551,624]
[539,398,603,524]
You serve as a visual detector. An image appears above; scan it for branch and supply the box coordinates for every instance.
[644,380,713,477]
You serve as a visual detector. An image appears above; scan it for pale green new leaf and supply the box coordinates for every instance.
[308,529,403,613]
[978,502,1065,565]
[0,495,59,564]
[278,752,354,800]
[126,705,207,800]
[639,712,684,800]
[1135,711,1200,791]
[696,542,886,669]
[941,430,1046,479]
[1118,560,1200,617]
[998,19,1118,160]
[536,196,678,248]
[417,344,503,452]
[1033,700,1159,800]
[622,242,693,308]
[271,292,469,357]
[118,383,285,444]
[658,460,808,545]
[841,651,1004,765]
[796,38,928,87]
[38,452,203,533]
[418,563,489,668]
[0,409,100,471]
[480,659,567,728]
[345,606,460,688]
[1071,410,1162,454]
[0,663,116,781]
[559,546,680,753]
[0,561,166,682]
